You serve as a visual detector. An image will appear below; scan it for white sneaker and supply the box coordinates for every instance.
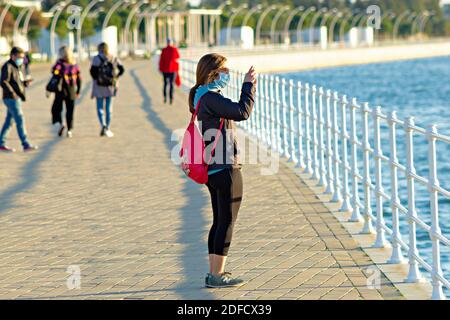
[105,129,114,138]
[67,131,73,138]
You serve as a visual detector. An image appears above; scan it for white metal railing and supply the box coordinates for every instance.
[179,59,450,300]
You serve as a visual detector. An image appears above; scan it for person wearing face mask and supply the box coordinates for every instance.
[0,47,38,152]
[188,53,257,288]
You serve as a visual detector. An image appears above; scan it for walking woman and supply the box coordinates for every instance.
[90,42,125,138]
[188,53,257,288]
[50,46,81,138]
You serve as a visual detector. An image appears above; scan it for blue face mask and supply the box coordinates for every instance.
[15,58,24,67]
[209,72,230,91]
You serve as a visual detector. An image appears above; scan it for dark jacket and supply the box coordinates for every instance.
[1,59,27,101]
[197,82,255,172]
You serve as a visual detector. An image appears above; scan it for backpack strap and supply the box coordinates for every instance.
[206,118,225,165]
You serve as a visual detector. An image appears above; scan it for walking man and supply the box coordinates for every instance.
[0,47,38,152]
[159,38,180,105]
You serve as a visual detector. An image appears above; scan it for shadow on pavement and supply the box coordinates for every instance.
[0,81,92,216]
[130,67,214,299]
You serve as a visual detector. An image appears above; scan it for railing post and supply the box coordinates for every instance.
[361,103,375,234]
[256,73,262,137]
[331,92,342,202]
[311,85,320,180]
[270,75,277,152]
[304,83,313,175]
[339,95,352,212]
[349,98,362,222]
[404,117,425,283]
[324,89,334,195]
[275,76,283,154]
[289,79,298,164]
[387,111,405,264]
[265,75,272,146]
[373,106,390,248]
[259,74,266,143]
[317,87,327,188]
[427,124,445,300]
[296,81,306,169]
[282,78,290,159]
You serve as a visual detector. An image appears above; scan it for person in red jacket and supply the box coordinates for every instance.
[159,38,180,105]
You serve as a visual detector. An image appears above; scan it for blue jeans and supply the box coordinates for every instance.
[0,98,29,148]
[96,97,113,129]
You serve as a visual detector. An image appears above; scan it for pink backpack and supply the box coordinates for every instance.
[180,98,224,184]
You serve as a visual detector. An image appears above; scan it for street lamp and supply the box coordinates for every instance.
[270,5,289,44]
[77,0,105,61]
[283,6,304,44]
[226,3,247,46]
[22,6,35,36]
[0,1,12,39]
[393,10,411,42]
[50,1,72,61]
[255,5,277,45]
[242,4,262,28]
[328,10,346,43]
[339,11,355,43]
[309,8,328,45]
[103,0,130,30]
[419,11,435,34]
[295,6,316,44]
[13,7,30,38]
[124,0,148,54]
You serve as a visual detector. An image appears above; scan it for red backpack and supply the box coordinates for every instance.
[180,98,224,184]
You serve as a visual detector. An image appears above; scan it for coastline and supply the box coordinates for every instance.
[181,40,450,73]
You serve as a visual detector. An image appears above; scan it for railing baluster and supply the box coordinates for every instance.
[404,117,424,283]
[427,124,445,300]
[289,80,298,164]
[270,75,277,152]
[331,92,342,202]
[361,103,375,234]
[373,106,389,248]
[311,85,319,180]
[275,76,283,155]
[297,81,306,169]
[304,84,313,175]
[349,98,362,222]
[340,95,352,212]
[265,75,271,146]
[387,111,405,264]
[325,90,334,195]
[259,74,265,142]
[318,87,327,187]
[281,78,290,159]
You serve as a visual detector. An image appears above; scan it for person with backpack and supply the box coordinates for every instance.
[187,53,256,288]
[49,46,82,138]
[89,42,125,137]
[0,47,38,152]
[159,38,180,105]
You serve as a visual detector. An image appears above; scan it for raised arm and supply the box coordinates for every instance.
[203,82,255,121]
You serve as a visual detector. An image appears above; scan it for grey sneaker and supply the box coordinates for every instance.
[205,272,245,288]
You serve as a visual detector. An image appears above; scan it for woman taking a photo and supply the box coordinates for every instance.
[50,46,81,138]
[188,53,257,288]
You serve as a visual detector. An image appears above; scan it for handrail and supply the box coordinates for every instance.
[179,59,449,300]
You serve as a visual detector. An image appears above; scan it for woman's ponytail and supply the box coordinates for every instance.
[189,84,200,114]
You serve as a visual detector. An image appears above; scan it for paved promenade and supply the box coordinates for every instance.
[0,60,403,300]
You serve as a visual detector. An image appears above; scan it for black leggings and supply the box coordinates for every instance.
[163,72,175,101]
[206,168,243,256]
[52,92,75,130]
